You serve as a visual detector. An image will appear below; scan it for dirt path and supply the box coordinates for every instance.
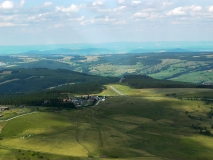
[110,86,125,96]
[73,110,91,153]
[4,112,38,122]
[0,122,7,134]
[0,79,19,85]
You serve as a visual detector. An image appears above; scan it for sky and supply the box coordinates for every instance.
[0,0,213,45]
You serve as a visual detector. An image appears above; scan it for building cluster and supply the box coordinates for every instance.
[0,106,10,117]
[63,95,106,107]
[0,106,9,111]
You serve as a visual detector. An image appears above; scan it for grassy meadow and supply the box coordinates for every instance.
[0,106,33,120]
[170,71,213,84]
[0,84,213,159]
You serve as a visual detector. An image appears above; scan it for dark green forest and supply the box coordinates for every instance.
[122,75,212,89]
[0,82,105,106]
[0,68,119,94]
[0,68,213,107]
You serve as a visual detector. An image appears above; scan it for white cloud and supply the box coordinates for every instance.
[147,13,163,20]
[171,20,188,25]
[0,22,15,27]
[114,5,126,11]
[53,24,64,28]
[43,2,52,7]
[0,0,213,41]
[90,16,115,25]
[131,1,141,5]
[20,0,25,7]
[92,1,104,6]
[26,12,52,23]
[56,4,83,13]
[94,8,111,12]
[70,16,85,22]
[167,7,186,16]
[0,15,13,21]
[115,20,126,25]
[162,2,172,7]
[186,5,202,12]
[167,5,202,16]
[0,22,27,27]
[208,6,213,12]
[133,12,149,18]
[117,0,125,4]
[0,1,14,9]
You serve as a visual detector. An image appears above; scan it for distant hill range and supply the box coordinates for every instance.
[23,48,114,55]
[128,48,189,54]
[165,48,188,52]
[127,49,151,54]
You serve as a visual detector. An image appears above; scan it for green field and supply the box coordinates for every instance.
[1,85,213,159]
[2,52,213,84]
[170,71,213,84]
[0,106,33,120]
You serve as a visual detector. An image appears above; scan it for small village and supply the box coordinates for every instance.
[62,95,106,107]
[0,95,106,118]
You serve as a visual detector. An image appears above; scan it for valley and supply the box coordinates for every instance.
[1,0,213,159]
[0,51,213,159]
[1,51,213,84]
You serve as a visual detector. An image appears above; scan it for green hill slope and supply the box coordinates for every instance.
[0,68,119,94]
[1,86,213,159]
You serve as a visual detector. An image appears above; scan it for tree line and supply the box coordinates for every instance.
[122,75,213,89]
[0,82,108,106]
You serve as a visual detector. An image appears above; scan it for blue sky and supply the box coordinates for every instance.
[0,0,213,45]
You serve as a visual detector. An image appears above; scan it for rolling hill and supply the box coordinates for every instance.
[0,68,119,94]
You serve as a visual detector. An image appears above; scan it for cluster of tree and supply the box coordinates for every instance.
[192,124,212,136]
[188,115,201,120]
[54,82,105,94]
[139,57,162,65]
[71,55,87,61]
[0,68,119,94]
[16,60,75,71]
[0,56,23,63]
[0,91,61,106]
[187,108,213,137]
[122,75,201,88]
[165,93,177,97]
[42,99,75,108]
[207,109,213,119]
[98,54,138,65]
[95,54,163,66]
[44,56,64,60]
[0,82,107,106]
[179,55,213,61]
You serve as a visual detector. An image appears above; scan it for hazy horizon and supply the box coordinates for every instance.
[1,41,213,54]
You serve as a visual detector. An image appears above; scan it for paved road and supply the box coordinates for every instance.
[119,78,124,83]
[110,86,125,96]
